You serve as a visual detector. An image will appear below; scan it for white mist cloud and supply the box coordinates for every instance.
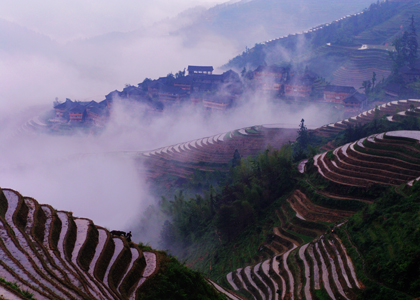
[0,108,153,230]
[0,92,337,244]
[0,11,237,113]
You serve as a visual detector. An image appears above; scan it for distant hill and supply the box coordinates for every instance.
[176,0,376,50]
[224,0,420,89]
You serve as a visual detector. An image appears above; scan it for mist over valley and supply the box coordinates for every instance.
[1,1,420,299]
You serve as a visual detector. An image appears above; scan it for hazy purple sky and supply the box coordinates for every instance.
[1,0,229,41]
[0,0,239,113]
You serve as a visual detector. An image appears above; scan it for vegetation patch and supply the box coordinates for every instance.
[136,252,225,300]
[0,278,35,300]
[339,182,420,299]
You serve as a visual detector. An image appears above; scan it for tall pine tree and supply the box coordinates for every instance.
[407,15,418,68]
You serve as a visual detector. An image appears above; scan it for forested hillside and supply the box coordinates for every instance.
[152,98,420,299]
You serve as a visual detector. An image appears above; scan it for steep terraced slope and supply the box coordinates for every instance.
[225,188,361,300]
[313,130,420,190]
[314,99,420,137]
[139,125,298,179]
[330,48,392,89]
[0,188,156,300]
[227,232,362,300]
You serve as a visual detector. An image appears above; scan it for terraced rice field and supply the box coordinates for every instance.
[227,233,361,300]
[313,130,420,189]
[225,188,359,300]
[140,125,298,179]
[0,189,157,300]
[314,99,420,137]
[223,130,420,299]
[330,48,392,89]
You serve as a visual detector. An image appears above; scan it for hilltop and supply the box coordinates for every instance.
[225,0,420,89]
[175,0,375,50]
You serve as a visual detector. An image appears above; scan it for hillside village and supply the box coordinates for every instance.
[50,64,374,132]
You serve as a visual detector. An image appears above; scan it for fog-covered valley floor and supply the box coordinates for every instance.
[0,95,339,243]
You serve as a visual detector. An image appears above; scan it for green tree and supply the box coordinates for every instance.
[296,118,308,150]
[138,78,152,92]
[372,71,377,89]
[390,15,419,71]
[231,149,241,168]
[175,69,186,79]
[407,15,418,68]
[293,118,309,161]
[360,80,372,94]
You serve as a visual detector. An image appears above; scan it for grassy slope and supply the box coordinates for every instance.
[341,182,420,299]
[136,251,226,300]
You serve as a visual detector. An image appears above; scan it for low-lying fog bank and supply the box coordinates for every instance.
[0,96,338,244]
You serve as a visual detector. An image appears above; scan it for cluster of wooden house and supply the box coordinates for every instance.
[144,66,244,110]
[251,64,367,110]
[53,99,110,128]
[52,65,368,130]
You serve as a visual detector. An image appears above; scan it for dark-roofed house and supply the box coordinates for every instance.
[104,90,121,109]
[285,80,313,97]
[254,65,286,91]
[68,104,85,122]
[53,98,109,126]
[343,92,367,108]
[190,91,203,104]
[120,85,150,102]
[203,95,232,111]
[158,85,188,103]
[323,85,357,103]
[188,65,214,75]
[284,72,317,98]
[54,98,75,118]
[173,76,193,91]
